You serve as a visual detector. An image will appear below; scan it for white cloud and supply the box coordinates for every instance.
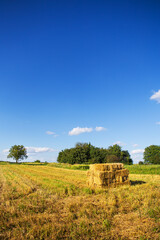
[131,149,144,154]
[46,131,55,135]
[26,147,56,153]
[150,90,160,103]
[69,127,93,136]
[53,134,59,138]
[131,149,144,163]
[113,141,126,146]
[132,144,139,148]
[46,130,58,137]
[156,122,160,125]
[131,154,143,164]
[3,149,9,154]
[95,127,106,132]
[3,147,57,155]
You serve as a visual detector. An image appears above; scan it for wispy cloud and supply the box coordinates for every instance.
[3,149,9,154]
[46,131,55,135]
[156,122,160,125]
[95,126,106,132]
[69,127,93,136]
[150,90,160,103]
[113,141,126,146]
[46,131,58,137]
[131,149,144,154]
[3,147,57,155]
[26,147,56,153]
[132,144,139,148]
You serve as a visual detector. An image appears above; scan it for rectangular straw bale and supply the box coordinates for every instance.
[93,164,108,171]
[119,176,123,183]
[115,170,122,177]
[112,164,118,169]
[103,171,114,179]
[93,177,102,185]
[115,176,120,182]
[97,171,105,179]
[115,169,128,177]
[93,164,104,171]
[120,169,129,177]
[117,163,123,169]
[123,176,127,181]
[87,163,129,188]
[89,165,95,171]
[97,171,112,179]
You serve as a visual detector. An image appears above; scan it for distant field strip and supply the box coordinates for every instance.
[126,164,160,175]
[47,163,160,175]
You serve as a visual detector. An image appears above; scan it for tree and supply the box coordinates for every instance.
[108,144,121,159]
[106,155,119,163]
[34,160,41,163]
[89,147,106,164]
[144,145,160,164]
[7,145,28,163]
[120,150,133,165]
[139,161,144,165]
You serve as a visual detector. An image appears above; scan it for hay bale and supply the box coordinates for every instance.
[87,163,130,188]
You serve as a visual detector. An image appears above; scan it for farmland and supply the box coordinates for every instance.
[0,163,160,239]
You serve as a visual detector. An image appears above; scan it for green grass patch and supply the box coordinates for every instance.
[125,164,160,175]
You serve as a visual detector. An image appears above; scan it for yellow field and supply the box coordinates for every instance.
[0,164,160,239]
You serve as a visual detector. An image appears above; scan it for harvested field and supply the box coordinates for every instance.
[0,163,160,239]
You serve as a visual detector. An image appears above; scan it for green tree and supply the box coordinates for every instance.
[144,145,160,164]
[108,144,121,159]
[106,155,119,163]
[120,150,133,165]
[7,145,28,163]
[139,161,144,165]
[34,160,41,163]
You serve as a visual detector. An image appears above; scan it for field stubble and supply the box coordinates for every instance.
[0,164,160,240]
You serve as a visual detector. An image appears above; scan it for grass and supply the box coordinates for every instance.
[2,162,160,174]
[53,163,160,175]
[125,164,160,175]
[0,163,160,239]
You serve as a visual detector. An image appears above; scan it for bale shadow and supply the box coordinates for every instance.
[130,180,146,186]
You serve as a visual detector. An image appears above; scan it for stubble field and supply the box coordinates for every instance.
[0,163,160,240]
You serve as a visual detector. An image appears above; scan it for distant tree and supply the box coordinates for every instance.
[139,161,144,165]
[34,160,41,163]
[57,149,71,163]
[106,155,119,163]
[144,145,160,164]
[90,146,107,163]
[108,144,121,159]
[7,145,28,163]
[120,150,133,165]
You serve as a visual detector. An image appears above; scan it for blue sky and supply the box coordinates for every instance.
[0,0,160,163]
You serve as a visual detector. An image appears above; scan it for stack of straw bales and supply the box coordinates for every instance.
[87,163,130,188]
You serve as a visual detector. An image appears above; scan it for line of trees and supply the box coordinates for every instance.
[6,144,160,165]
[57,143,133,165]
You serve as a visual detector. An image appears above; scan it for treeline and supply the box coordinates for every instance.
[57,143,133,165]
